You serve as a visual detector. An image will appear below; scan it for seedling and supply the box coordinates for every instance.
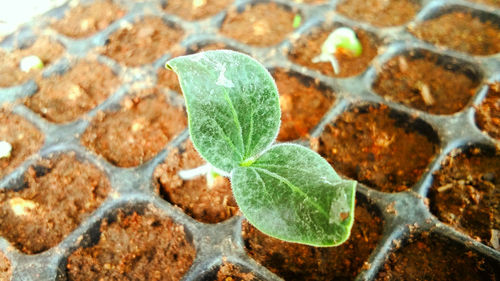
[312,27,362,74]
[166,50,356,246]
[293,14,302,29]
[0,140,12,159]
[19,55,44,72]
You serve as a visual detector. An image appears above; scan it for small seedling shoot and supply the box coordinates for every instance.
[312,27,362,75]
[293,14,302,29]
[166,50,356,246]
[19,55,44,72]
[0,140,12,159]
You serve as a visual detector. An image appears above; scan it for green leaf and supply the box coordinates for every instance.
[166,50,281,173]
[232,143,356,246]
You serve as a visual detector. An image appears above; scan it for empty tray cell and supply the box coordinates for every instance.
[25,60,120,123]
[428,146,500,250]
[82,88,186,167]
[51,0,126,38]
[0,37,64,88]
[0,153,110,254]
[102,17,183,66]
[163,0,233,21]
[376,233,498,280]
[476,82,500,140]
[318,104,438,192]
[154,139,238,224]
[242,196,383,280]
[0,251,11,281]
[288,25,378,77]
[221,2,297,46]
[410,9,500,56]
[0,109,44,180]
[66,209,195,280]
[372,50,481,115]
[336,0,421,27]
[272,68,335,141]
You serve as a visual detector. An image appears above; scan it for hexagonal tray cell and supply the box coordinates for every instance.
[82,87,186,167]
[372,49,481,115]
[163,0,233,21]
[65,208,195,280]
[272,68,335,141]
[376,233,499,280]
[220,2,298,47]
[335,0,421,27]
[0,251,12,281]
[0,36,65,88]
[0,153,110,254]
[288,24,378,77]
[0,109,44,180]
[50,0,126,38]
[428,145,499,250]
[24,60,120,123]
[476,82,500,140]
[318,104,439,192]
[153,139,238,224]
[409,8,500,56]
[102,16,184,66]
[242,195,383,280]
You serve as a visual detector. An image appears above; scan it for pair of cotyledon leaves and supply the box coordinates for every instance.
[166,50,356,246]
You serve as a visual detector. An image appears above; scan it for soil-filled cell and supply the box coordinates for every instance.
[242,199,383,280]
[0,154,110,254]
[273,69,335,141]
[0,251,11,281]
[221,2,297,46]
[410,11,500,56]
[51,0,126,38]
[66,209,195,281]
[102,17,183,66]
[318,105,438,192]
[372,52,480,115]
[288,26,378,77]
[376,234,498,280]
[82,88,186,167]
[476,83,500,140]
[0,37,64,88]
[336,0,420,27]
[429,147,500,250]
[25,60,120,123]
[163,0,233,20]
[0,109,44,180]
[154,140,238,223]
[214,263,256,281]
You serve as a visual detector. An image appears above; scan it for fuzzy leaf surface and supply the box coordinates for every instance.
[232,144,356,246]
[166,50,280,173]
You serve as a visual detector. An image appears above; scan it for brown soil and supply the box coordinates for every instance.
[0,109,44,180]
[376,234,498,280]
[372,53,479,115]
[51,0,125,38]
[0,37,64,88]
[318,104,438,192]
[468,0,500,7]
[0,153,110,254]
[242,199,383,281]
[82,88,186,167]
[154,140,238,224]
[0,251,11,281]
[428,147,500,250]
[163,0,233,20]
[221,2,296,46]
[476,83,500,140]
[289,26,378,77]
[66,209,196,281]
[410,12,500,56]
[214,263,256,281]
[336,0,420,27]
[273,69,335,141]
[102,17,183,66]
[25,60,120,123]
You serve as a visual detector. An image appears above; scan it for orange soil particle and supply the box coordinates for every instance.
[215,263,255,281]
[163,0,233,20]
[476,83,500,140]
[336,0,420,27]
[0,251,11,281]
